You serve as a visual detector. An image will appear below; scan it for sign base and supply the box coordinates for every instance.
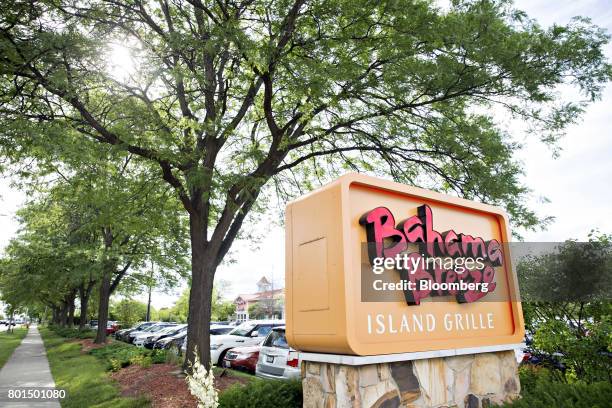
[301,350,520,408]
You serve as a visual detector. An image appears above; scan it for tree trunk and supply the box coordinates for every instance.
[95,266,112,343]
[78,282,94,330]
[59,301,69,327]
[67,291,76,327]
[184,210,215,372]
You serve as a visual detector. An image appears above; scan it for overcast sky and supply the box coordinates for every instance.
[1,0,611,309]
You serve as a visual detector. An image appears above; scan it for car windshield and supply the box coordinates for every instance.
[210,327,232,335]
[159,326,180,335]
[263,330,288,349]
[229,322,256,337]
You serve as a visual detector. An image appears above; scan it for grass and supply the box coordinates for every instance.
[39,327,150,408]
[213,366,258,382]
[0,327,28,369]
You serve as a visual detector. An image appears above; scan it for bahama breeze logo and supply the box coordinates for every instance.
[359,205,502,305]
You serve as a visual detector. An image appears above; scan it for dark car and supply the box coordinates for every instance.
[223,345,261,374]
[144,325,187,349]
[115,322,158,342]
[158,331,187,354]
[128,322,176,344]
[521,347,566,372]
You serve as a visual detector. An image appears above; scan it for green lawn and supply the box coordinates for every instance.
[0,327,28,369]
[39,327,149,408]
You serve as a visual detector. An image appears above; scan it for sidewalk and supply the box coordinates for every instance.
[0,325,61,407]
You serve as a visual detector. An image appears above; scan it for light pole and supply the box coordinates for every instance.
[146,261,154,322]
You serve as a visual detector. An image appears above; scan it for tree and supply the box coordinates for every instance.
[213,301,236,322]
[0,153,190,340]
[110,299,149,327]
[1,0,610,369]
[168,281,235,322]
[517,232,612,383]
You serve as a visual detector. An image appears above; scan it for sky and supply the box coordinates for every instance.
[1,0,611,309]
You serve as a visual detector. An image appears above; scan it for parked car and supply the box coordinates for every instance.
[179,324,248,356]
[210,324,235,336]
[520,347,566,372]
[134,324,178,346]
[106,321,120,335]
[256,326,301,380]
[89,319,98,330]
[115,322,157,342]
[155,329,187,351]
[128,322,176,344]
[144,324,187,349]
[223,344,261,374]
[208,320,284,365]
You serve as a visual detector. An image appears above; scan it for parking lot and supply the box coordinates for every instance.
[110,319,301,380]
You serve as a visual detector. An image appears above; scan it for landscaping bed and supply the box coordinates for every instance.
[40,327,149,408]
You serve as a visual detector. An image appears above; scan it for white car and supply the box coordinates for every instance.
[133,324,180,347]
[180,324,236,355]
[128,322,175,343]
[256,326,301,380]
[209,320,284,365]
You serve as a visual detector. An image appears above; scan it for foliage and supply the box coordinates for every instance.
[517,232,612,382]
[49,325,95,339]
[163,282,236,323]
[186,349,219,408]
[40,327,149,408]
[219,379,302,408]
[0,143,190,342]
[213,301,236,322]
[0,327,27,369]
[247,303,267,320]
[88,341,167,371]
[110,299,150,327]
[497,366,612,408]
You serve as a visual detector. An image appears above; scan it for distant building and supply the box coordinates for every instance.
[234,276,284,322]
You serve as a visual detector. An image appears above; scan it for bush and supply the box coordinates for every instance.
[129,354,152,368]
[48,325,95,339]
[89,342,167,370]
[497,366,612,408]
[219,379,302,408]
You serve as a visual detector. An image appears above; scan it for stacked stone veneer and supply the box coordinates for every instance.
[302,350,520,408]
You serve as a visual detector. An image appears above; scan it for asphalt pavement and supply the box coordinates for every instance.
[0,325,61,407]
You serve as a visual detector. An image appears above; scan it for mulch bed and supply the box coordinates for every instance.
[111,363,250,408]
[70,338,110,352]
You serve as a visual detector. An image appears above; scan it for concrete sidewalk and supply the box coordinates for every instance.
[0,325,61,407]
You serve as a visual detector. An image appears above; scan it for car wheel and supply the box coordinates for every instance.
[217,349,229,366]
[170,343,181,357]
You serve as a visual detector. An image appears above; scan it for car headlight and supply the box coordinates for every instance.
[210,344,221,350]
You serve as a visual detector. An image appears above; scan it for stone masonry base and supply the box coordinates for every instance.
[302,350,520,408]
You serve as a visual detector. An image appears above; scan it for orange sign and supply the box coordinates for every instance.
[285,173,524,355]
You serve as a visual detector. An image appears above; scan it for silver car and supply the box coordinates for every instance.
[256,326,301,380]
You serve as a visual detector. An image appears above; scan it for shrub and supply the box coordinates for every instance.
[219,379,302,408]
[48,325,95,339]
[129,354,152,368]
[150,349,168,364]
[89,342,167,370]
[498,367,612,408]
[165,349,182,365]
[109,358,122,372]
